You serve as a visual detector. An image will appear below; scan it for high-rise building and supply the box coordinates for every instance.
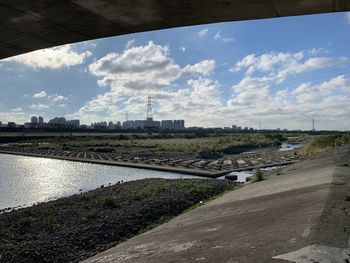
[67,119,80,128]
[48,117,67,125]
[174,120,185,130]
[31,116,38,124]
[161,120,174,129]
[38,116,44,124]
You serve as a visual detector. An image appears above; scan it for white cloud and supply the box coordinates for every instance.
[89,41,215,92]
[197,28,208,37]
[231,51,348,82]
[33,91,47,98]
[70,42,218,124]
[309,47,329,56]
[3,44,92,69]
[69,42,350,130]
[125,39,135,49]
[292,75,350,102]
[48,94,68,102]
[214,30,235,43]
[0,111,27,124]
[89,41,182,88]
[30,104,49,110]
[183,60,216,76]
[11,107,23,112]
[179,47,186,52]
[222,37,235,43]
[214,31,221,40]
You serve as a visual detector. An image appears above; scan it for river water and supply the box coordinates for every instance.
[0,153,197,210]
[0,143,302,210]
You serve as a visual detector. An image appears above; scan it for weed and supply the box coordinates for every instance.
[104,196,117,207]
[252,168,264,182]
[18,216,32,227]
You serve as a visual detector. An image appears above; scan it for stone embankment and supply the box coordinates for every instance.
[0,148,300,178]
[0,178,234,263]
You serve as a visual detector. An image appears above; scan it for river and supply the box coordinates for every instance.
[0,153,197,210]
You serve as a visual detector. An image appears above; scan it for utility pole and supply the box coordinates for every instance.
[312,119,315,132]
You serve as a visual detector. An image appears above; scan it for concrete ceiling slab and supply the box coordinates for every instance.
[0,0,349,59]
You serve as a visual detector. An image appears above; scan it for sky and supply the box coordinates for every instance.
[0,12,350,130]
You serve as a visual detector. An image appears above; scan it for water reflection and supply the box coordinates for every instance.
[0,154,197,209]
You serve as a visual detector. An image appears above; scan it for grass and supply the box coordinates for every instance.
[103,196,118,207]
[26,133,290,155]
[299,134,348,156]
[251,168,264,182]
[18,216,32,227]
[132,184,168,200]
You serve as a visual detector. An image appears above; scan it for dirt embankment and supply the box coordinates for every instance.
[0,178,234,263]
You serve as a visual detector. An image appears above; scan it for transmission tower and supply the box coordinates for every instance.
[146,95,153,119]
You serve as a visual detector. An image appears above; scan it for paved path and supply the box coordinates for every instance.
[83,148,350,263]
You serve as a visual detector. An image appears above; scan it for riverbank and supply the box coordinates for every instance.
[0,178,235,263]
[83,147,350,263]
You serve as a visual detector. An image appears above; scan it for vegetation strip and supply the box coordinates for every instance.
[0,178,235,263]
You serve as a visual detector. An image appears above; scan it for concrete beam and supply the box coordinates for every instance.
[0,0,349,59]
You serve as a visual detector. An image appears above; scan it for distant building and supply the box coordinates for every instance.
[174,120,185,130]
[108,121,115,129]
[0,121,2,127]
[122,120,135,129]
[92,121,107,129]
[115,121,121,129]
[160,119,185,130]
[161,120,174,130]
[48,117,67,125]
[232,125,242,131]
[31,116,38,124]
[7,122,16,128]
[38,116,44,124]
[67,119,80,128]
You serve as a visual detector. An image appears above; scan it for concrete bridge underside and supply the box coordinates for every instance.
[0,0,350,59]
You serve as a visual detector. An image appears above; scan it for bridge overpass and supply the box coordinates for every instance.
[0,0,350,59]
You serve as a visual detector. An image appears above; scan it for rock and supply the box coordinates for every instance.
[225,175,238,181]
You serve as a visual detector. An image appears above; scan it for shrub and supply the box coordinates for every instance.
[132,184,167,200]
[253,168,264,182]
[103,196,117,207]
[19,217,32,227]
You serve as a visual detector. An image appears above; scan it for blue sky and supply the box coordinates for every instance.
[0,12,350,130]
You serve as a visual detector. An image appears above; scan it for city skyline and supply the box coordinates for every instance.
[0,12,350,130]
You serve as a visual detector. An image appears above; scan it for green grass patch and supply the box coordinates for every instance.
[251,168,264,183]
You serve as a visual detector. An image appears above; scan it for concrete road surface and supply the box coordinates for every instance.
[83,148,350,263]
